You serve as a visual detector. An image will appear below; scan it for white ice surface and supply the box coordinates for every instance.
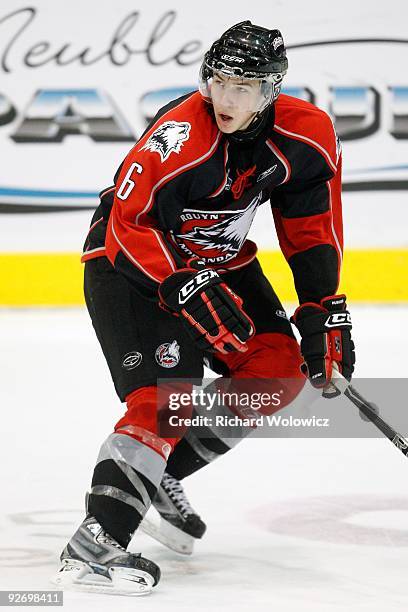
[0,306,408,611]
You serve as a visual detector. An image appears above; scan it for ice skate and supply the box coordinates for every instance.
[140,472,206,555]
[52,516,160,596]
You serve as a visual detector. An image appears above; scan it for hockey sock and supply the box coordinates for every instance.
[165,408,247,480]
[88,431,168,548]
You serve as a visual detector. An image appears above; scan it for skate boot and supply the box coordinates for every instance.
[140,472,206,555]
[52,516,160,596]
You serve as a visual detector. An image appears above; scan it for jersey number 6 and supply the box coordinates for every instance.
[116,162,143,201]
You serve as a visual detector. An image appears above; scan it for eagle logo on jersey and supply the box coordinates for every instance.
[175,194,262,263]
[140,121,191,162]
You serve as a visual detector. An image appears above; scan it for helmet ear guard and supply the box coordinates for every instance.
[261,72,285,105]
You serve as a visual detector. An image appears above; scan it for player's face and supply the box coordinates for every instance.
[211,73,260,133]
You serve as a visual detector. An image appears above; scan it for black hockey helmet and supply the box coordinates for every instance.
[199,21,288,110]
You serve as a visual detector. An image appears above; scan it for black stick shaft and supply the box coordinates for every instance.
[343,383,408,456]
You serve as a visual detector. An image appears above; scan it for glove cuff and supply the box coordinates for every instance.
[292,294,348,323]
[320,294,347,311]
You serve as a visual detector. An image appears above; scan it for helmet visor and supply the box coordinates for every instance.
[199,70,284,113]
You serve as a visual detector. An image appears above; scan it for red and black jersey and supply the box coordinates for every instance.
[82,91,343,304]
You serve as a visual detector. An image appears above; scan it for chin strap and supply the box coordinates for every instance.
[228,104,273,144]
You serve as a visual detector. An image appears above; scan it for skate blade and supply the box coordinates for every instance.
[51,560,153,596]
[140,515,194,555]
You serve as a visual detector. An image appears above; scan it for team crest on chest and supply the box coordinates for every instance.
[173,193,262,265]
[140,121,191,162]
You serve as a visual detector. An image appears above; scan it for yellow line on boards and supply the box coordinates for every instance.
[258,249,408,303]
[0,250,407,306]
[0,253,84,306]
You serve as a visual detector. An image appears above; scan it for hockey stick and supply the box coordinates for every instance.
[331,369,408,456]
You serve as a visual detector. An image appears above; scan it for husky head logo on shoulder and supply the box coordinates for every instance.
[140,121,191,162]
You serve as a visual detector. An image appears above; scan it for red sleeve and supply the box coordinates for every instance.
[271,105,344,303]
[273,155,343,267]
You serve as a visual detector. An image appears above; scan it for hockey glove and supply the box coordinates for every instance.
[159,264,255,354]
[291,294,355,389]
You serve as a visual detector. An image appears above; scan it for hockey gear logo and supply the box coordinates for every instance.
[155,340,180,368]
[86,522,102,536]
[175,194,262,264]
[122,351,143,370]
[120,576,149,585]
[272,36,284,50]
[221,55,245,63]
[178,269,219,304]
[334,337,341,354]
[140,121,191,162]
[335,132,342,163]
[392,435,408,452]
[257,165,277,182]
[324,312,352,328]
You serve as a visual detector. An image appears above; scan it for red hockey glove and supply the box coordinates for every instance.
[291,294,355,389]
[159,263,255,354]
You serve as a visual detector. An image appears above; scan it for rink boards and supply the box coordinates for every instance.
[1,248,407,306]
[1,1,407,306]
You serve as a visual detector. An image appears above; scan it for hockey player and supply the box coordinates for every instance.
[53,21,355,595]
